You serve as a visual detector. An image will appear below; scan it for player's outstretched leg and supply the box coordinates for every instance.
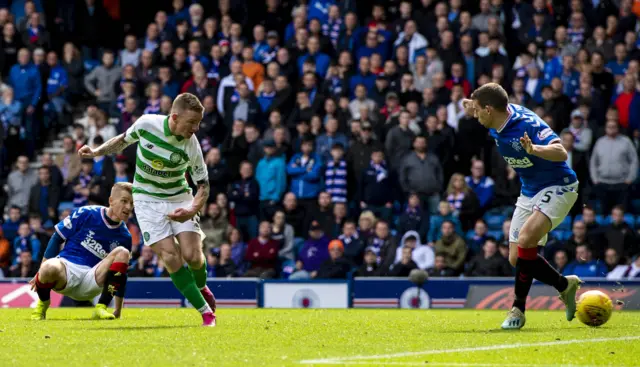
[152,237,214,326]
[31,259,67,320]
[92,246,131,320]
[514,211,582,322]
[177,232,217,314]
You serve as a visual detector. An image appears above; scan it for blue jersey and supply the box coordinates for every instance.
[489,104,577,197]
[55,206,132,267]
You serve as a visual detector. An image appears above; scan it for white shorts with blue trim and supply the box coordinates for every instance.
[56,257,102,301]
[509,181,579,246]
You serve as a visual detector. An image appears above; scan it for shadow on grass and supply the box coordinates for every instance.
[435,325,640,334]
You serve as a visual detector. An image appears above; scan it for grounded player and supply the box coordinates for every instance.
[463,83,582,330]
[31,182,134,320]
[78,93,217,326]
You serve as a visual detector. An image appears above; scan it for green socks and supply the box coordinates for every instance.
[189,258,207,290]
[170,266,210,314]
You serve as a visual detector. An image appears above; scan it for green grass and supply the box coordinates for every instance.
[1,308,639,367]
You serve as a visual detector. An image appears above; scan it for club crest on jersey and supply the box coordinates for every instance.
[504,156,533,168]
[152,159,164,169]
[109,241,120,251]
[170,152,181,164]
[510,138,522,152]
[537,128,554,140]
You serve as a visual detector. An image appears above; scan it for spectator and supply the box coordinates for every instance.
[397,193,430,242]
[434,220,467,274]
[21,12,49,50]
[339,220,365,266]
[316,239,352,279]
[324,143,348,204]
[72,158,95,208]
[44,51,68,127]
[564,220,594,261]
[28,166,59,224]
[88,109,116,146]
[590,120,638,214]
[7,155,38,214]
[9,250,37,278]
[607,254,640,280]
[291,220,330,279]
[427,253,457,277]
[256,139,287,220]
[385,246,418,276]
[210,244,238,278]
[554,249,569,274]
[228,161,260,241]
[272,210,295,262]
[400,135,443,215]
[244,124,263,166]
[386,110,416,170]
[560,130,589,216]
[120,34,142,67]
[316,119,348,163]
[465,160,495,212]
[393,20,428,64]
[613,74,640,131]
[348,84,377,121]
[201,203,232,253]
[287,137,323,209]
[12,222,40,264]
[604,205,638,262]
[562,244,608,277]
[582,205,606,248]
[366,220,398,271]
[348,121,383,188]
[0,87,22,131]
[566,109,593,153]
[283,192,308,239]
[205,148,229,200]
[130,246,160,277]
[221,120,249,181]
[395,231,435,270]
[604,248,622,273]
[446,173,480,231]
[466,238,512,277]
[2,206,23,244]
[244,221,279,279]
[311,192,334,237]
[354,247,379,277]
[359,147,394,223]
[0,23,20,77]
[83,50,121,111]
[427,201,463,245]
[467,219,489,257]
[9,48,41,157]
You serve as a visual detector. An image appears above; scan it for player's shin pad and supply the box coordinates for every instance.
[98,262,128,307]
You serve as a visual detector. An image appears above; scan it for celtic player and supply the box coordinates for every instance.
[78,93,217,326]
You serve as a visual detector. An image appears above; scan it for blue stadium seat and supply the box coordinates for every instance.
[574,214,583,222]
[57,201,75,213]
[555,216,572,231]
[83,59,100,73]
[488,230,502,240]
[604,214,635,226]
[484,214,505,230]
[596,215,604,225]
[465,230,475,241]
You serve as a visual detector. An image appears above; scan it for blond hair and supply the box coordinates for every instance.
[446,173,470,195]
[171,93,204,114]
[111,182,133,197]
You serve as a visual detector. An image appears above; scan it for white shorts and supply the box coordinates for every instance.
[134,199,203,246]
[56,257,102,301]
[509,182,579,246]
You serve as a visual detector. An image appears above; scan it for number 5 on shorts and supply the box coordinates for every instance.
[541,191,552,204]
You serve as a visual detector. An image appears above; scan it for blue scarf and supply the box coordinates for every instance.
[371,160,387,182]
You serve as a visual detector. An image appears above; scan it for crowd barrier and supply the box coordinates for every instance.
[1,278,638,310]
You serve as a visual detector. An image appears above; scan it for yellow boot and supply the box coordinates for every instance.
[31,300,50,320]
[92,304,116,320]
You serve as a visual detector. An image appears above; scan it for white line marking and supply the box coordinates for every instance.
[299,335,640,365]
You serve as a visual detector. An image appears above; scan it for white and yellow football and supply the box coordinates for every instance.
[576,290,613,327]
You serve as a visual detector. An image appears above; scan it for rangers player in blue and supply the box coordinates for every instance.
[463,83,582,330]
[30,182,133,320]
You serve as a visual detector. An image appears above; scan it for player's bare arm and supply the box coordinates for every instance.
[167,180,210,223]
[78,134,132,158]
[520,132,568,162]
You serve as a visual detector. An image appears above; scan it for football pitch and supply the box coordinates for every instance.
[1,309,640,367]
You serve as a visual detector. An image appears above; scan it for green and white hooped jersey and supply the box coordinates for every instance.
[123,114,208,202]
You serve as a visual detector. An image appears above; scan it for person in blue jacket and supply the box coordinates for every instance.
[298,35,331,78]
[542,41,562,85]
[9,48,41,158]
[256,139,287,220]
[349,56,376,98]
[307,0,335,24]
[12,222,41,264]
[45,51,68,128]
[562,244,608,277]
[287,137,323,206]
[355,29,392,63]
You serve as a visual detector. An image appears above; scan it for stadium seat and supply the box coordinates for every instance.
[57,201,75,213]
[604,214,635,226]
[488,230,502,240]
[83,59,100,73]
[555,216,572,231]
[483,214,505,230]
[574,214,583,222]
[596,215,604,225]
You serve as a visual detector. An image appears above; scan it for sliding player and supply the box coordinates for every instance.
[31,182,133,320]
[78,93,217,326]
[464,83,582,330]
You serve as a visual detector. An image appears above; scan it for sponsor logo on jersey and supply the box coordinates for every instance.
[169,152,181,164]
[80,230,108,258]
[193,165,204,176]
[152,159,164,170]
[503,156,533,168]
[139,162,171,178]
[537,128,553,140]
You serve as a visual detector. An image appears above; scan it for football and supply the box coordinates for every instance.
[576,290,614,327]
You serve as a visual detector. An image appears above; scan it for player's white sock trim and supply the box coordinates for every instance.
[197,304,212,315]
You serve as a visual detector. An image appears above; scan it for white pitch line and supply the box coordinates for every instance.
[301,363,638,367]
[299,335,640,365]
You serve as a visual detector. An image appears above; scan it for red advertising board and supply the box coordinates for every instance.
[0,283,63,308]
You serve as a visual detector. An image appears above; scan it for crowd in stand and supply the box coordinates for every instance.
[1,0,640,280]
